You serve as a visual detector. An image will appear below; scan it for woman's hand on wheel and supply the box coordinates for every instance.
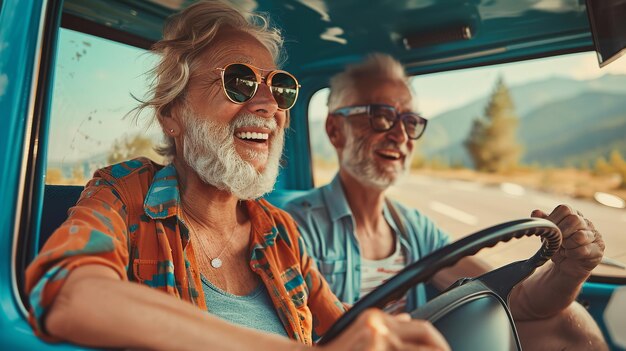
[320,309,450,351]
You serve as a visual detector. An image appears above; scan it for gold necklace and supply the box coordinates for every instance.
[183,212,238,269]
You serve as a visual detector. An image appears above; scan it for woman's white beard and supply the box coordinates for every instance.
[182,108,284,200]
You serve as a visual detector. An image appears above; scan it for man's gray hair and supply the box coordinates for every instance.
[132,0,284,158]
[327,53,409,111]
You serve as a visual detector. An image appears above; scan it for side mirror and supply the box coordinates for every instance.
[586,0,626,67]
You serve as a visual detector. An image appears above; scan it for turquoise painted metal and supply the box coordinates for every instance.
[0,1,80,349]
[581,282,625,351]
[0,0,43,348]
[0,0,622,350]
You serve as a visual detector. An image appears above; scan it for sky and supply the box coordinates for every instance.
[48,29,158,163]
[309,52,626,121]
[412,52,626,117]
[49,28,626,163]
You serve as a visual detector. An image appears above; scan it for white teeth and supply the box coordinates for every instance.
[235,131,269,140]
[378,150,401,159]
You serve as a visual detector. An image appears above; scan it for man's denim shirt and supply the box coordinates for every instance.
[284,174,450,311]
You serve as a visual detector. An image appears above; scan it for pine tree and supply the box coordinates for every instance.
[593,156,613,176]
[609,150,626,170]
[465,76,522,173]
[609,150,626,189]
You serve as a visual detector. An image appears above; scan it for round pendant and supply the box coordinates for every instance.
[210,258,223,268]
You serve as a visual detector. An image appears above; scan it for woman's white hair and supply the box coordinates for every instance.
[327,53,409,111]
[131,0,284,158]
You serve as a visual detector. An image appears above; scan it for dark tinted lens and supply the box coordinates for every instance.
[402,113,427,139]
[270,72,298,109]
[223,64,258,103]
[369,106,396,131]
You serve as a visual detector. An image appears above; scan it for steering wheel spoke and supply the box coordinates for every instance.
[318,218,561,347]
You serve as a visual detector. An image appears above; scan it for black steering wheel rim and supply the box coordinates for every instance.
[318,217,562,345]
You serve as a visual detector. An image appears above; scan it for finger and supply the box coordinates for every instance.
[587,219,604,244]
[546,204,576,225]
[585,217,601,236]
[394,313,412,322]
[531,209,548,219]
[363,309,390,335]
[560,242,604,261]
[361,310,401,351]
[595,234,606,252]
[397,319,450,350]
[404,346,449,351]
[562,230,596,249]
[558,214,589,239]
[370,323,404,351]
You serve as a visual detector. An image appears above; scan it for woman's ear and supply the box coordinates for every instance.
[326,114,346,149]
[159,106,182,137]
[160,116,181,137]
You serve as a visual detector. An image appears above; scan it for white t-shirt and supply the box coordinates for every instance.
[359,236,407,314]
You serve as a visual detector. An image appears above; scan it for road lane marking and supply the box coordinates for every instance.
[500,182,525,196]
[450,181,480,192]
[429,201,478,226]
[594,192,626,209]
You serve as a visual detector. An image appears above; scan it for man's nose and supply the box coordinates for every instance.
[387,118,408,144]
[245,83,278,118]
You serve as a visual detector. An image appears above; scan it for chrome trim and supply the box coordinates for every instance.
[406,33,589,68]
[506,33,589,51]
[11,0,51,318]
[405,48,507,67]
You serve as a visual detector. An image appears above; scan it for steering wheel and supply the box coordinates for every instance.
[318,218,562,350]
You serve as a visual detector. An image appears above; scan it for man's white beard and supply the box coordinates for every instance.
[181,106,284,200]
[340,126,409,190]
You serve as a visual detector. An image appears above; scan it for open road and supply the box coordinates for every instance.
[387,175,626,278]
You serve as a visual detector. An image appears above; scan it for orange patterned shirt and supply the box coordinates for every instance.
[25,158,345,344]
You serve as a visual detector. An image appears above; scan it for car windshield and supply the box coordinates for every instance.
[44,4,626,281]
[309,51,626,278]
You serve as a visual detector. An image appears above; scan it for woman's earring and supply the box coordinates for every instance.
[169,129,175,133]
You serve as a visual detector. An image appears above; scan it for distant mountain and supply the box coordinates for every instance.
[303,74,626,168]
[423,74,626,154]
[429,91,626,167]
[520,92,626,166]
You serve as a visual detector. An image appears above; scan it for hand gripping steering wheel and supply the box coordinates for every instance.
[318,218,562,350]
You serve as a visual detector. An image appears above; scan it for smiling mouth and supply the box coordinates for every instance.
[235,131,270,143]
[376,149,403,160]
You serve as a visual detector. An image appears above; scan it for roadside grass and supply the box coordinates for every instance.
[414,167,626,205]
[314,160,626,205]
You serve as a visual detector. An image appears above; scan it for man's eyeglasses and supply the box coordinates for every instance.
[332,104,428,140]
[216,63,301,111]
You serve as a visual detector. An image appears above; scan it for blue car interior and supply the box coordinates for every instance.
[1,0,625,350]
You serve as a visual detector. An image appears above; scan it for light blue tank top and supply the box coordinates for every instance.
[201,275,288,337]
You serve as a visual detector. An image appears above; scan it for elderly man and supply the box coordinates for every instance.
[25,3,449,351]
[284,53,608,350]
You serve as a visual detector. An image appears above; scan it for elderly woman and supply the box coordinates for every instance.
[25,1,448,350]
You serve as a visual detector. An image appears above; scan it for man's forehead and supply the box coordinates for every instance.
[354,78,413,108]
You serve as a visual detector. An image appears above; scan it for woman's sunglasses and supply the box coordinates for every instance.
[216,63,301,111]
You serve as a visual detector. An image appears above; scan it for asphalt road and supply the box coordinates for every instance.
[387,175,626,278]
